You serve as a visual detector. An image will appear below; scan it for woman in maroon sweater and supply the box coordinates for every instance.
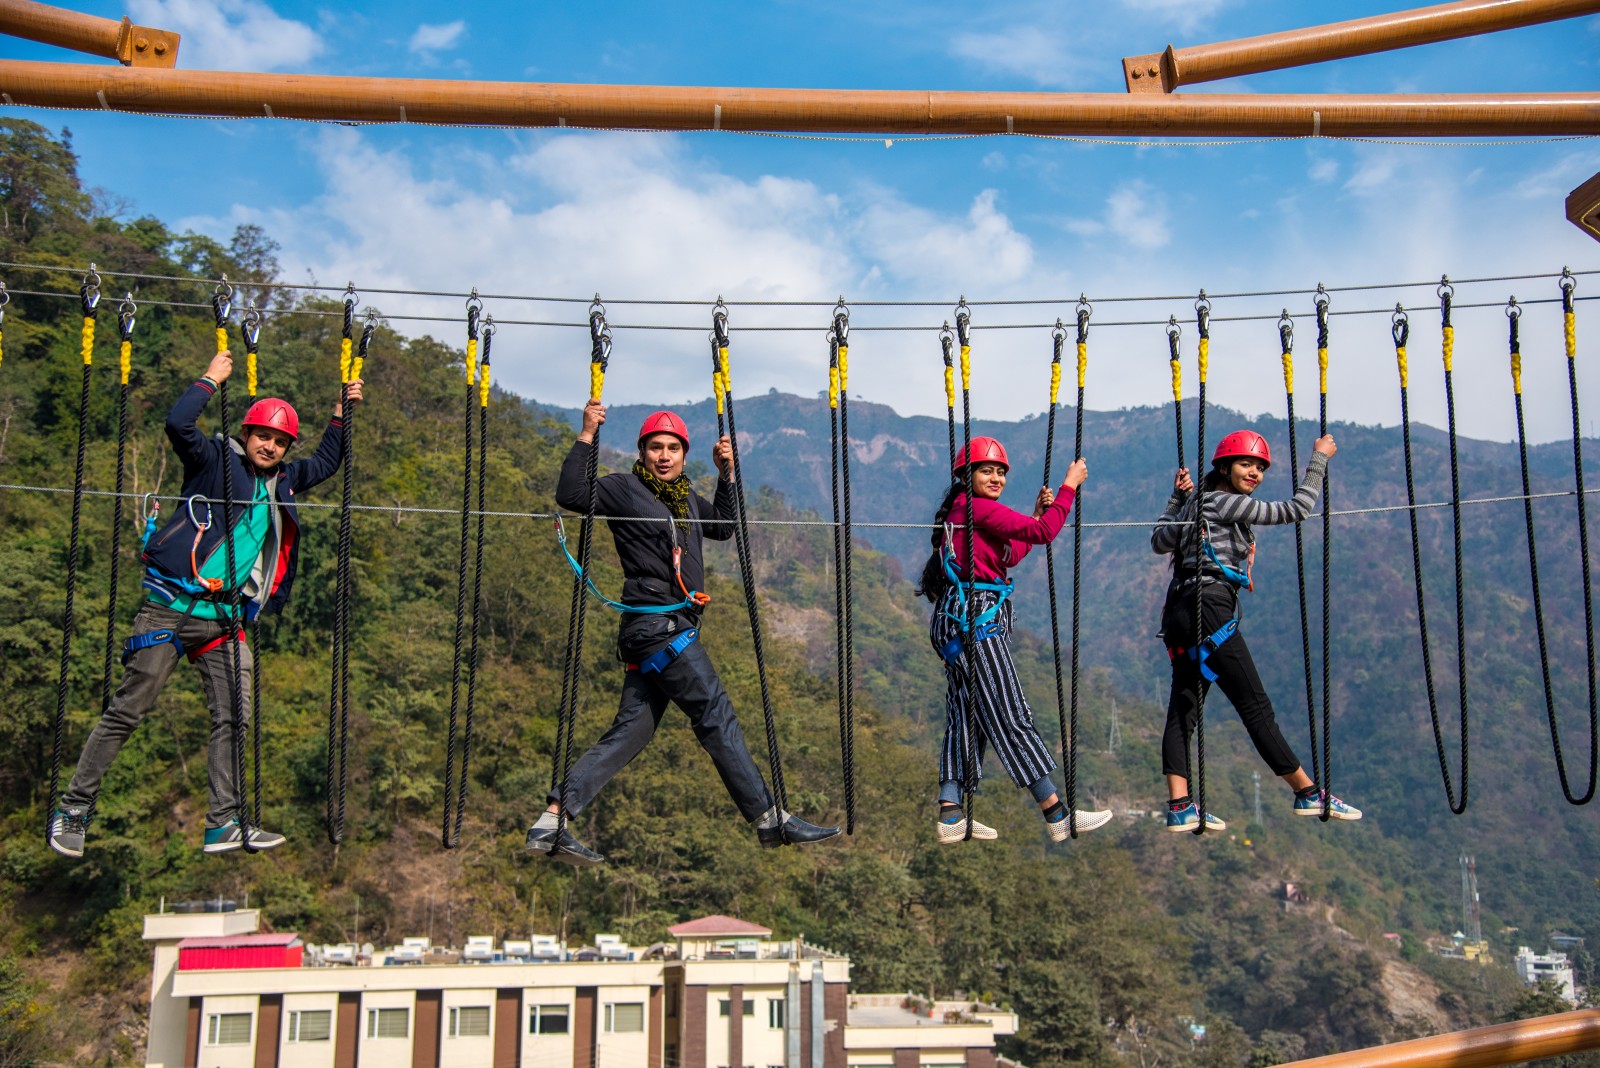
[916,436,1112,844]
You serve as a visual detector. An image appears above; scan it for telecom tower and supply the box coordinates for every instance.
[1106,699,1122,755]
[1253,770,1263,825]
[1461,855,1483,943]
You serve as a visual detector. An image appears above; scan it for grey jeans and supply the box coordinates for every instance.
[63,601,252,828]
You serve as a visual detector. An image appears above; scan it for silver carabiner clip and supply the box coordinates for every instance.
[187,495,214,531]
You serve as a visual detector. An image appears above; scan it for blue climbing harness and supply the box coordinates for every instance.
[936,528,1014,664]
[121,628,185,665]
[1171,617,1240,684]
[554,515,709,615]
[625,627,699,674]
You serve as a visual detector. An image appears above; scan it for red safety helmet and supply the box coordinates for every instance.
[1212,430,1271,469]
[953,436,1010,474]
[637,410,690,451]
[242,398,300,442]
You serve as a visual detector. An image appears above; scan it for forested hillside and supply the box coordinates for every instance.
[0,117,1595,1068]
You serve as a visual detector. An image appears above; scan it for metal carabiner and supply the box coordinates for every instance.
[953,298,970,346]
[1194,289,1211,332]
[118,293,137,340]
[1391,304,1410,347]
[212,276,233,326]
[1166,314,1182,351]
[938,321,954,361]
[187,495,214,531]
[831,298,850,345]
[712,298,730,348]
[1278,310,1294,352]
[81,263,102,313]
[141,492,161,524]
[241,305,262,350]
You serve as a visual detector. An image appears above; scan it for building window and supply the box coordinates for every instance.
[604,1002,644,1033]
[449,1006,491,1038]
[288,1009,332,1042]
[718,998,755,1017]
[768,998,786,1029]
[529,1004,570,1035]
[366,1007,410,1039]
[206,1013,251,1045]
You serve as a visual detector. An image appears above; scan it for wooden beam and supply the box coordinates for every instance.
[0,60,1597,136]
[0,0,179,68]
[1279,1008,1600,1068]
[1123,0,1600,93]
[1570,170,1600,243]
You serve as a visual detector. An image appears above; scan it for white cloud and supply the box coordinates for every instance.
[127,0,322,71]
[1119,0,1231,35]
[1308,158,1338,183]
[1066,181,1170,250]
[409,21,467,55]
[949,28,1090,89]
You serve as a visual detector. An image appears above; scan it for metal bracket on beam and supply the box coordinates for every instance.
[1570,171,1600,244]
[1122,50,1174,94]
[116,17,179,68]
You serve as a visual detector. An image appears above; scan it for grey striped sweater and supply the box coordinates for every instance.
[1151,452,1328,584]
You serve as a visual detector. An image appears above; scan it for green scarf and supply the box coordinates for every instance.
[633,460,692,534]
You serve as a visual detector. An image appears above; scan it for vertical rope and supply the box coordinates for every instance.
[456,317,492,843]
[1315,286,1333,821]
[552,302,610,843]
[101,295,136,720]
[1166,316,1184,470]
[1042,322,1069,836]
[1280,310,1325,819]
[47,265,99,839]
[0,282,8,373]
[713,302,790,820]
[941,327,957,470]
[1558,271,1598,804]
[1191,293,1212,835]
[955,301,979,841]
[325,284,358,844]
[212,280,257,850]
[1393,304,1467,813]
[443,292,481,848]
[827,302,857,834]
[1440,279,1472,813]
[240,307,265,829]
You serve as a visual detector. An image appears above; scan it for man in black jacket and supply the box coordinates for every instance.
[49,348,360,858]
[527,402,839,865]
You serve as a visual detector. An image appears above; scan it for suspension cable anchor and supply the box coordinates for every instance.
[1560,267,1577,297]
[1392,304,1409,346]
[118,293,137,339]
[1437,274,1455,302]
[1314,282,1330,312]
[82,263,101,312]
[1506,296,1522,320]
[241,305,262,348]
[1278,309,1294,350]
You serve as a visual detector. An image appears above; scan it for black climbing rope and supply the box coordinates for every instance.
[446,315,492,846]
[1189,293,1214,835]
[1314,285,1334,820]
[212,279,260,851]
[827,301,857,834]
[0,282,8,373]
[1166,316,1184,471]
[1042,321,1070,837]
[100,294,136,722]
[46,264,100,841]
[239,304,266,831]
[550,301,610,843]
[1508,285,1596,805]
[1392,299,1468,813]
[712,302,791,824]
[954,300,980,841]
[325,284,360,844]
[941,327,957,469]
[444,292,483,848]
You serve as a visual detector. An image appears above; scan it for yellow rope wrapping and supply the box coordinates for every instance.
[0,327,4,370]
[1397,345,1409,389]
[247,352,258,396]
[590,363,605,403]
[479,357,490,407]
[1511,350,1523,395]
[718,345,730,390]
[464,337,477,386]
[713,371,725,415]
[1567,311,1577,361]
[1049,361,1061,407]
[943,364,955,409]
[81,318,94,366]
[1318,345,1329,396]
[119,340,130,386]
[340,337,353,385]
[1442,324,1454,374]
[214,327,227,357]
[838,344,849,392]
[829,366,840,410]
[1076,340,1087,391]
[1169,359,1182,403]
[1198,337,1209,385]
[352,352,365,383]
[960,344,971,391]
[1282,351,1294,395]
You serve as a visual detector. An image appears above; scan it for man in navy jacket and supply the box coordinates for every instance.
[49,348,362,858]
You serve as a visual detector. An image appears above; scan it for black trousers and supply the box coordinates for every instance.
[1160,583,1302,780]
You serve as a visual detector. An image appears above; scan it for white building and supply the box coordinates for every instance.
[1513,945,1578,1003]
[142,907,1016,1068]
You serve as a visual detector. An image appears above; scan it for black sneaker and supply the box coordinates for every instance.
[756,812,841,849]
[49,806,90,859]
[525,824,605,866]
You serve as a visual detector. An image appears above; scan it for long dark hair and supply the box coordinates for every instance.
[916,477,966,603]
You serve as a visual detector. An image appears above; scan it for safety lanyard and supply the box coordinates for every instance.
[554,512,709,614]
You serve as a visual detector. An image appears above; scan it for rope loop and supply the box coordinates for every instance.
[1506,295,1523,323]
[1561,266,1577,307]
[939,322,954,364]
[1166,315,1181,352]
[241,306,262,351]
[1278,309,1294,354]
[341,282,357,339]
[1051,319,1066,356]
[466,287,481,341]
[211,277,231,328]
[1392,305,1410,348]
[482,313,497,341]
[80,264,101,314]
[1437,274,1456,305]
[832,298,850,344]
[712,297,730,348]
[954,298,970,346]
[588,294,606,330]
[1076,295,1091,343]
[1315,285,1330,349]
[1194,290,1211,338]
[117,293,137,342]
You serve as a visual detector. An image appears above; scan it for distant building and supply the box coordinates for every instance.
[1513,946,1578,1003]
[141,907,1016,1067]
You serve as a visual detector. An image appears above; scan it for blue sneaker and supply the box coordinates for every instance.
[203,820,287,854]
[1165,803,1226,833]
[1293,791,1362,820]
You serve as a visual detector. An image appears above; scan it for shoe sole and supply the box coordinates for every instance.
[1294,807,1362,820]
[550,847,605,867]
[203,841,241,854]
[1166,819,1227,833]
[1047,810,1114,841]
[48,840,84,859]
[937,821,999,843]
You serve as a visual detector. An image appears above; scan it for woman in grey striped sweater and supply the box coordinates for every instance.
[1151,429,1363,832]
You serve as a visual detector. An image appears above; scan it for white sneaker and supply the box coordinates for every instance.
[936,815,998,843]
[1047,808,1113,841]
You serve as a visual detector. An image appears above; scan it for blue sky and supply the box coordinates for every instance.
[4,0,1600,441]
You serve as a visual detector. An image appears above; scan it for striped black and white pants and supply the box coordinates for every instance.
[931,587,1057,790]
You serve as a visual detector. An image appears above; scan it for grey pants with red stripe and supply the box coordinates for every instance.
[931,588,1056,791]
